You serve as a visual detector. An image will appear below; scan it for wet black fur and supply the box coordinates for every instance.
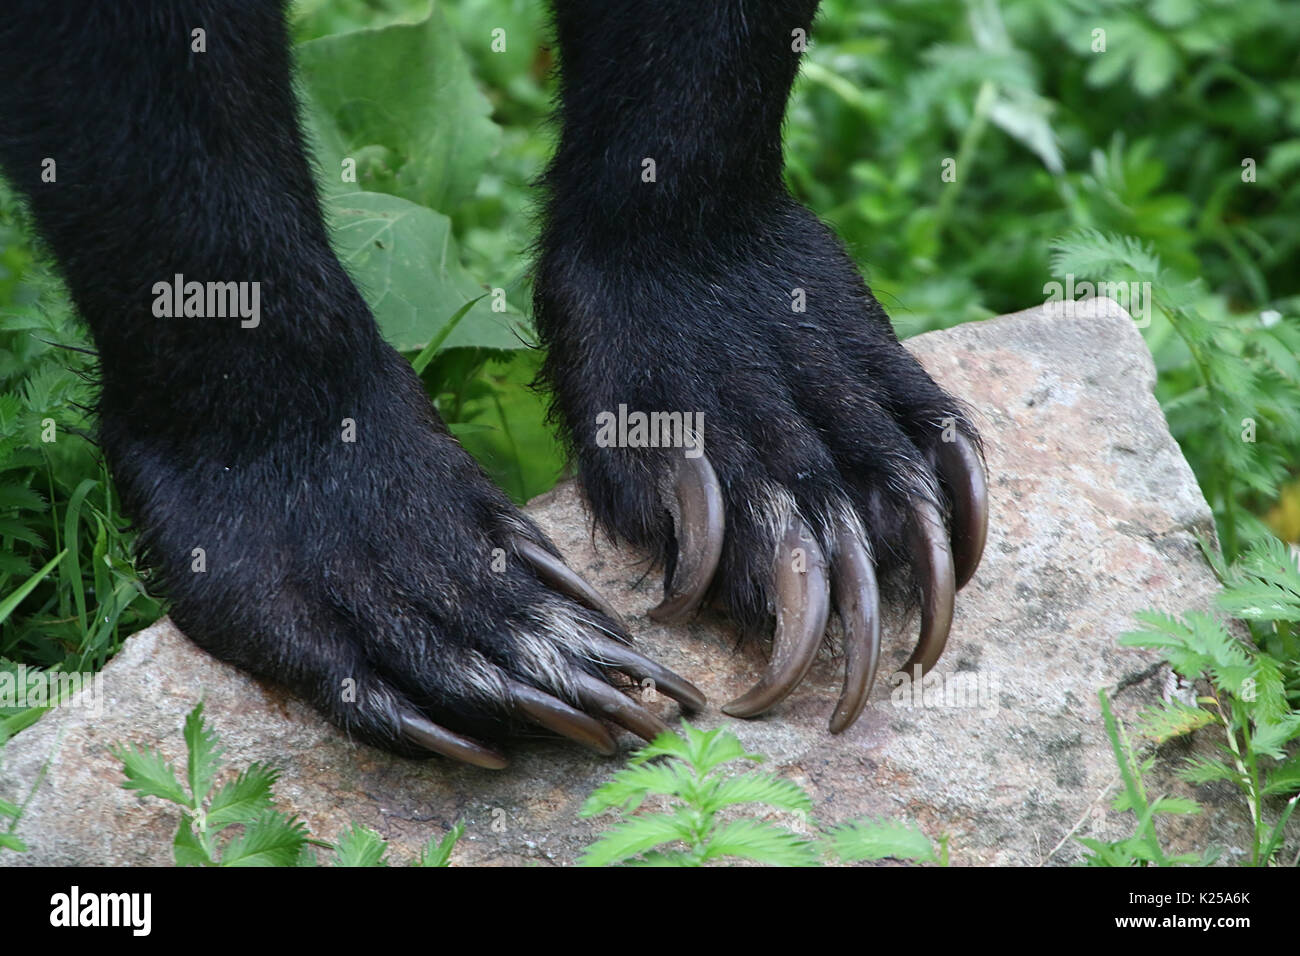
[536,0,978,633]
[0,0,977,754]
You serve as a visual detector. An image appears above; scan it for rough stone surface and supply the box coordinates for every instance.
[1,298,1264,866]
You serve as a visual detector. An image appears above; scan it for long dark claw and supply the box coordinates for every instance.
[507,680,618,755]
[399,712,508,770]
[723,519,831,718]
[648,453,724,624]
[828,525,881,734]
[572,673,671,742]
[515,538,625,627]
[584,633,707,712]
[900,500,956,676]
[936,432,988,590]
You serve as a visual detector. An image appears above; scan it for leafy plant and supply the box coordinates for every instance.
[0,261,163,685]
[1075,689,1210,866]
[1114,535,1300,866]
[579,722,946,867]
[112,702,461,867]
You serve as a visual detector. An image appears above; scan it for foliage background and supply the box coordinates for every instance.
[0,0,1297,692]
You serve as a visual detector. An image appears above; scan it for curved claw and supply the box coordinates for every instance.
[515,538,626,627]
[723,519,831,718]
[828,525,881,734]
[572,673,671,742]
[935,432,988,590]
[399,712,508,770]
[507,680,618,755]
[584,633,707,712]
[900,499,956,676]
[648,453,724,624]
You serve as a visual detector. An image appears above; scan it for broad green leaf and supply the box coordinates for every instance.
[681,724,759,776]
[444,350,564,503]
[1132,699,1214,743]
[1250,715,1300,760]
[1149,795,1200,816]
[701,772,814,816]
[416,823,463,867]
[206,763,279,830]
[1263,755,1300,796]
[1179,755,1243,788]
[828,817,941,864]
[331,823,389,867]
[701,820,820,866]
[296,4,499,212]
[327,191,526,353]
[578,812,696,867]
[220,811,309,867]
[183,703,223,807]
[579,762,688,817]
[113,743,190,807]
[173,813,211,867]
[1132,32,1178,98]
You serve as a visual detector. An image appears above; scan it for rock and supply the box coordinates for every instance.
[0,298,1259,866]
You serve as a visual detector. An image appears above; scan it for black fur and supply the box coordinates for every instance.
[0,1,630,756]
[0,0,979,755]
[536,0,977,633]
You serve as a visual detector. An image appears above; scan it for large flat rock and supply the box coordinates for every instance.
[1,299,1259,866]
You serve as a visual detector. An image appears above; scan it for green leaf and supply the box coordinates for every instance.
[624,728,692,765]
[701,819,820,866]
[1250,715,1300,760]
[113,743,190,807]
[296,4,499,213]
[1132,32,1178,97]
[183,703,222,807]
[1262,755,1300,796]
[700,771,814,816]
[1149,795,1200,816]
[173,813,212,867]
[0,833,28,853]
[0,484,45,512]
[416,823,462,867]
[331,823,389,867]
[579,761,688,817]
[219,811,309,867]
[0,550,64,628]
[1050,229,1162,282]
[205,763,279,830]
[827,817,941,864]
[680,723,759,776]
[1179,754,1243,788]
[1132,699,1214,743]
[578,812,697,867]
[409,296,485,375]
[327,191,525,353]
